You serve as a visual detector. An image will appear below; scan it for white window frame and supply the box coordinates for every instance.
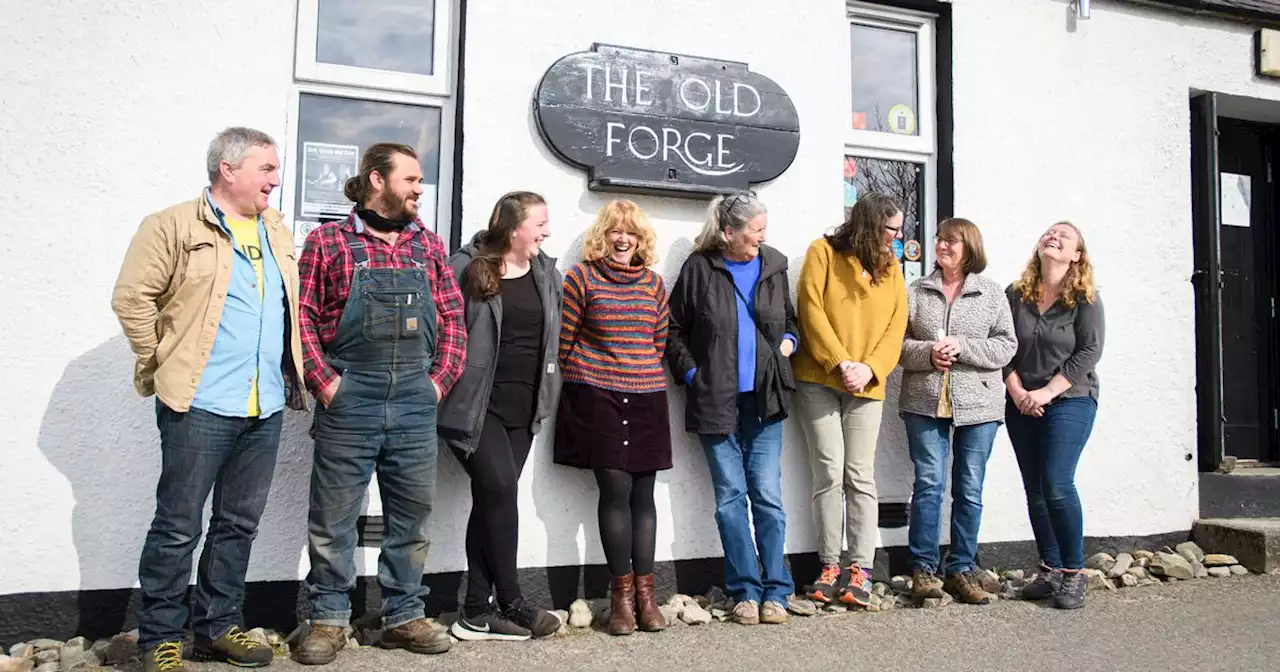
[281,0,459,240]
[294,0,453,97]
[846,2,938,263]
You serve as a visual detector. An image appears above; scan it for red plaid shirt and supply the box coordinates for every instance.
[297,214,466,397]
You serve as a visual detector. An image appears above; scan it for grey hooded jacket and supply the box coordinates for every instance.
[898,269,1017,426]
[437,232,564,457]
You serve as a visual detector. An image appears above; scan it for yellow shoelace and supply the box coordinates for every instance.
[152,642,184,671]
[225,627,261,649]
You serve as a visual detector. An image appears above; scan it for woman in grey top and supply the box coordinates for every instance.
[1004,221,1105,611]
[899,218,1016,605]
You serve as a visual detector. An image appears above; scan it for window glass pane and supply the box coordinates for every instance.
[294,94,441,233]
[843,155,926,278]
[316,0,435,76]
[850,23,918,136]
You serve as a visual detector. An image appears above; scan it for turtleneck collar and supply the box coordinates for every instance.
[594,256,647,284]
[356,207,411,233]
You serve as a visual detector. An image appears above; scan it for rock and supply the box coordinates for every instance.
[1203,554,1239,567]
[879,594,896,610]
[680,603,712,625]
[1192,560,1208,579]
[552,610,569,628]
[823,602,848,613]
[1002,569,1025,581]
[1081,569,1112,591]
[31,652,57,667]
[59,639,89,670]
[103,632,138,665]
[27,643,59,655]
[592,599,612,626]
[1107,553,1135,578]
[1230,564,1250,576]
[346,636,360,650]
[245,628,271,649]
[1133,550,1155,560]
[665,594,691,610]
[710,608,728,622]
[34,665,57,672]
[1118,573,1139,587]
[7,645,31,661]
[704,586,729,609]
[1085,552,1116,573]
[1126,566,1149,579]
[1135,557,1150,568]
[0,655,35,672]
[978,570,1001,593]
[1163,575,1180,584]
[658,605,680,626]
[1160,546,1176,555]
[1176,541,1206,563]
[872,582,890,598]
[894,594,915,608]
[1150,552,1195,580]
[922,593,953,608]
[1139,577,1161,587]
[1208,566,1232,578]
[786,595,817,616]
[567,599,593,629]
[889,575,912,594]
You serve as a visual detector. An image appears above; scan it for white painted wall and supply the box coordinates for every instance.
[0,0,1271,597]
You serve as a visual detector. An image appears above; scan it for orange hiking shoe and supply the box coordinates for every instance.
[804,563,847,603]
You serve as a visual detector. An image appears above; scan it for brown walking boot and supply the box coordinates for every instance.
[292,624,346,666]
[911,568,946,601]
[608,573,637,635]
[380,618,452,654]
[944,571,995,605]
[633,574,667,632]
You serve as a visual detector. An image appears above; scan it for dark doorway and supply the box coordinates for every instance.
[1192,93,1280,467]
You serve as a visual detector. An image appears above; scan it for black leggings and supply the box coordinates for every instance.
[594,468,657,577]
[452,413,532,616]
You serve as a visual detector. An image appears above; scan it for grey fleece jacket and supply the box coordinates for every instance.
[436,232,563,457]
[898,269,1017,426]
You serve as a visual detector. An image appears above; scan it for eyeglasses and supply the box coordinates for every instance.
[721,189,757,213]
[934,235,962,246]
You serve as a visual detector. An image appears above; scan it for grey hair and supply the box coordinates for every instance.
[206,127,277,183]
[693,192,767,253]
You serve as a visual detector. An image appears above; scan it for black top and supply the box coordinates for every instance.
[1004,285,1105,400]
[489,271,545,427]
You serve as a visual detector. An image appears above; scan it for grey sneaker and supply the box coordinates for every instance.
[1054,570,1087,610]
[759,600,788,624]
[1022,565,1062,600]
[731,600,760,625]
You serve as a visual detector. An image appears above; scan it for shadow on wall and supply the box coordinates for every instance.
[36,336,314,640]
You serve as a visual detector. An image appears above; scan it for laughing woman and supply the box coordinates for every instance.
[554,199,671,636]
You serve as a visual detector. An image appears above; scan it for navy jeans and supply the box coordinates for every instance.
[1005,396,1097,570]
[137,402,282,650]
[698,394,794,605]
[903,414,999,576]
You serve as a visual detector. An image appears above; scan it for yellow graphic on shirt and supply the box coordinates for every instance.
[226,216,264,417]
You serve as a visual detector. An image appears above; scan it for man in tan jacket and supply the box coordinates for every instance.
[111,127,306,672]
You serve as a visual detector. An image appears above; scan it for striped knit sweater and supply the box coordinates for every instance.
[559,258,670,394]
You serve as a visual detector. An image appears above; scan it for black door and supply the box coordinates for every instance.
[1216,118,1277,462]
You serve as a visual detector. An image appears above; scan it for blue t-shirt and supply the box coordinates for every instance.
[725,257,762,393]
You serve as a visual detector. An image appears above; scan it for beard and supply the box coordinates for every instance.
[377,187,418,222]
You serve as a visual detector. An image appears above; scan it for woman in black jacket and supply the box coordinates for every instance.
[666,190,799,626]
[437,191,563,641]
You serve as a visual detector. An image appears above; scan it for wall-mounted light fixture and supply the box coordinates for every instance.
[1074,0,1092,20]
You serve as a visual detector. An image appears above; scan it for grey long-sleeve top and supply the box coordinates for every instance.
[1003,285,1105,400]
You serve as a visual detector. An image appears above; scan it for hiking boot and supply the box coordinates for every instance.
[143,642,187,672]
[1054,570,1087,610]
[944,571,994,605]
[731,600,760,625]
[759,600,789,624]
[838,563,873,607]
[633,574,667,632]
[911,568,946,601]
[804,563,846,603]
[607,573,637,636]
[1022,565,1062,600]
[449,609,532,641]
[192,626,273,667]
[381,618,451,654]
[292,625,345,666]
[503,598,561,638]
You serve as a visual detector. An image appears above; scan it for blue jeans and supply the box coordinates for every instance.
[903,414,998,576]
[1005,396,1097,570]
[137,403,282,650]
[698,394,794,605]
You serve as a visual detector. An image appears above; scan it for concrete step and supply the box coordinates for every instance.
[1192,518,1280,574]
[1200,470,1280,518]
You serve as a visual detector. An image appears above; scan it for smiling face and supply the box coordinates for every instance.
[935,229,965,274]
[509,203,549,260]
[372,152,425,220]
[726,213,768,260]
[221,144,280,216]
[881,210,905,249]
[1038,222,1082,264]
[607,224,640,265]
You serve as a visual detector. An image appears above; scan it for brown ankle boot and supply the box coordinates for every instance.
[633,574,667,632]
[608,573,637,635]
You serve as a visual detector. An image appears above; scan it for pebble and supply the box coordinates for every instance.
[823,602,848,613]
[1150,552,1195,580]
[0,655,34,672]
[1002,569,1025,581]
[922,593,952,608]
[1208,566,1232,578]
[1176,541,1206,564]
[1126,566,1149,579]
[1107,553,1134,578]
[1118,573,1139,588]
[567,599,593,629]
[246,628,271,648]
[104,632,137,665]
[680,603,712,625]
[552,610,569,628]
[889,575,912,594]
[895,594,915,608]
[34,665,56,672]
[710,608,728,622]
[1230,564,1250,576]
[872,582,890,598]
[1133,550,1155,560]
[1204,554,1239,567]
[659,605,681,626]
[7,646,30,660]
[31,652,56,667]
[26,644,58,655]
[1135,557,1151,568]
[1085,552,1116,573]
[1192,560,1209,579]
[786,595,817,616]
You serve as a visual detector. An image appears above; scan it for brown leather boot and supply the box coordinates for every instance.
[292,624,346,666]
[633,574,667,632]
[607,573,637,635]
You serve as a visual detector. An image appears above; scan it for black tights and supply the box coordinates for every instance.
[452,413,532,617]
[594,468,657,577]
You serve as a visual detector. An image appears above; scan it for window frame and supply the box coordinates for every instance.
[846,1,938,269]
[294,0,454,97]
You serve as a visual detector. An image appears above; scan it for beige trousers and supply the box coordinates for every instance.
[794,382,883,567]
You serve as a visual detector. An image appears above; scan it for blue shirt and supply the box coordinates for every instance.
[191,190,288,418]
[726,257,762,393]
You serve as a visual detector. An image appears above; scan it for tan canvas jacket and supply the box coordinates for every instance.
[111,193,307,413]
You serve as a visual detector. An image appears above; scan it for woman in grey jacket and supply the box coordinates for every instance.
[898,218,1015,605]
[437,191,563,641]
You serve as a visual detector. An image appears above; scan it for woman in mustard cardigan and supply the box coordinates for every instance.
[793,191,908,608]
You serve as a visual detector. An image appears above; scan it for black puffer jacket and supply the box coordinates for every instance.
[665,245,798,435]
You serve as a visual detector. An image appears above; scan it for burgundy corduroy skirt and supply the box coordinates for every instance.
[553,382,673,473]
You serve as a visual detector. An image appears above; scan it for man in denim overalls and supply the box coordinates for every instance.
[293,143,467,665]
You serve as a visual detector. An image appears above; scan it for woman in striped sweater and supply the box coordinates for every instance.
[554,199,671,636]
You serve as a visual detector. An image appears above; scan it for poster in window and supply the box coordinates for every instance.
[302,142,359,218]
[1221,172,1252,228]
[293,220,321,255]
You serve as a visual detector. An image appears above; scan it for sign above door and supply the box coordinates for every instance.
[533,44,801,199]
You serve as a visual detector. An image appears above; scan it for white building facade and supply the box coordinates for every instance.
[2,0,1277,643]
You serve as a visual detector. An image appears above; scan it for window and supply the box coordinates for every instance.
[285,0,457,250]
[846,2,937,285]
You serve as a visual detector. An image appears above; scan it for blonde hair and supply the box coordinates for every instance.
[583,199,659,266]
[694,191,766,253]
[1013,221,1097,308]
